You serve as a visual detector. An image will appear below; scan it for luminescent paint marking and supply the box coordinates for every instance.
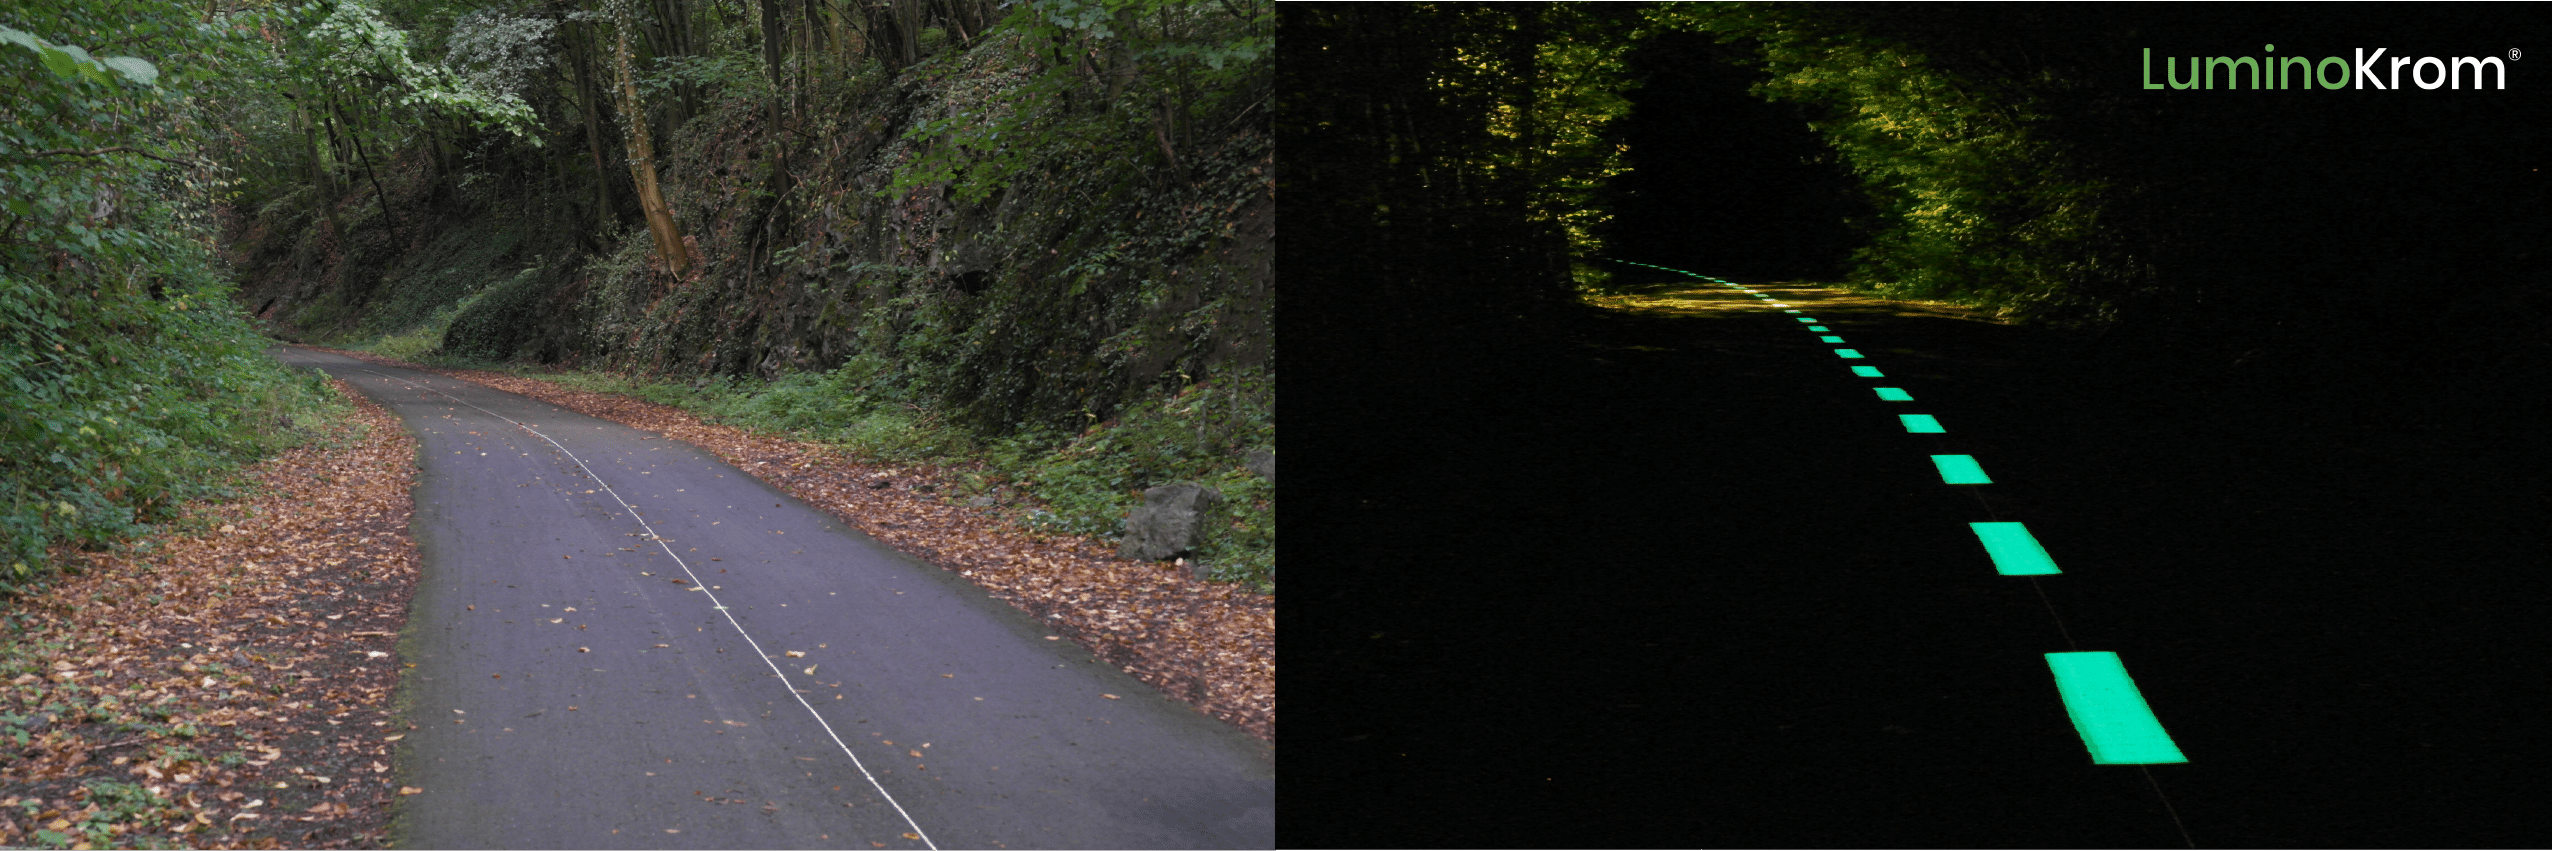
[1819,335,1846,344]
[1795,318,1816,323]
[1931,454,1991,484]
[1786,310,1805,315]
[1808,326,1830,332]
[1874,387,1914,401]
[1834,349,1864,359]
[1899,414,1944,433]
[1969,522,2058,575]
[2045,652,2188,765]
[1851,366,1884,377]
[1771,303,1791,307]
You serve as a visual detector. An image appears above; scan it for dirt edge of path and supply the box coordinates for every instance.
[0,378,421,849]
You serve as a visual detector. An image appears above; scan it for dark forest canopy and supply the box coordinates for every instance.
[1283,2,2547,387]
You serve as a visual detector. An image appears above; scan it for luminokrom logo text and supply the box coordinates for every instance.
[2143,45,2509,90]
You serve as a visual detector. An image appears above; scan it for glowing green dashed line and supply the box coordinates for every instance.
[2045,652,2188,765]
[1899,414,1944,433]
[1851,366,1884,377]
[1819,335,1847,344]
[1931,454,1991,484]
[1835,349,1865,359]
[1808,325,1830,332]
[1969,522,2058,575]
[1874,387,1914,401]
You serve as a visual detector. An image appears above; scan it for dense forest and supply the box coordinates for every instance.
[1,0,1272,591]
[1285,2,2546,412]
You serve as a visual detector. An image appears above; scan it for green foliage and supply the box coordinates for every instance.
[0,4,339,596]
[62,777,177,846]
[706,354,957,459]
[1278,1,1629,355]
[440,7,556,99]
[1466,4,1640,260]
[0,25,160,87]
[1651,4,2144,327]
[291,0,542,144]
[644,52,769,101]
[439,265,551,362]
[888,0,1271,205]
[987,368,1273,589]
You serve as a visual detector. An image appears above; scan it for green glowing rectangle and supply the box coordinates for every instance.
[1874,387,1913,401]
[2045,652,2188,765]
[1819,335,1846,344]
[1851,366,1884,377]
[1931,454,1990,484]
[1796,318,1816,323]
[1785,310,1804,314]
[1899,414,1944,433]
[1808,326,1830,332]
[1834,349,1864,359]
[1968,521,2056,575]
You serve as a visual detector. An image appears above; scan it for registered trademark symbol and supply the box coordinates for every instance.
[2511,48,2523,60]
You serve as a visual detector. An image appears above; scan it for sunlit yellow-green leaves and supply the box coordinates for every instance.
[1426,4,1636,261]
[1646,5,2132,314]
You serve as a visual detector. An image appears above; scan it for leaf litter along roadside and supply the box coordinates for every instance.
[0,378,419,850]
[309,346,1275,745]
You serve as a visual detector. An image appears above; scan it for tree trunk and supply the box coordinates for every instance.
[300,102,342,240]
[332,99,400,247]
[761,0,787,130]
[565,15,618,238]
[613,19,692,276]
[760,0,794,218]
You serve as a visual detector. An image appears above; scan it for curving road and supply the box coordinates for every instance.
[274,346,1273,850]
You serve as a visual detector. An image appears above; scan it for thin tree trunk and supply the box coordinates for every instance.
[300,102,342,240]
[333,99,400,247]
[565,15,618,237]
[760,0,795,249]
[613,18,692,276]
[761,0,787,130]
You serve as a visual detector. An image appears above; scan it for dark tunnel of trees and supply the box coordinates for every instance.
[1281,2,2548,415]
[1599,27,1865,281]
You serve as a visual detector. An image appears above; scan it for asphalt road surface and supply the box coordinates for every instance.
[274,347,1274,850]
[1293,272,2541,848]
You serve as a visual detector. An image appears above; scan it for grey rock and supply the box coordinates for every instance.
[1244,449,1274,484]
[1118,483,1223,561]
[967,496,998,507]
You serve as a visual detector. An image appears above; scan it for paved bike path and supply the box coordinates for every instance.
[274,347,1273,849]
[1296,268,2539,847]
